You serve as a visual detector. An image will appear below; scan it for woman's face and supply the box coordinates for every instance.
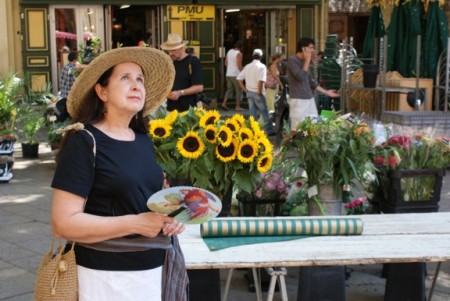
[96,62,146,116]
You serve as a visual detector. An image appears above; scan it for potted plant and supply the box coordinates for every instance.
[371,129,450,213]
[0,73,21,131]
[283,113,376,215]
[148,107,274,215]
[17,105,45,158]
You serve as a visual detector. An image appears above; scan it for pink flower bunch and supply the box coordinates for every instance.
[344,197,370,215]
[255,172,288,199]
[387,135,410,150]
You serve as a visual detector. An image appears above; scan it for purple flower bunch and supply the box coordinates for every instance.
[254,172,288,199]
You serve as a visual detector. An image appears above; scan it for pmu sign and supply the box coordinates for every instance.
[167,5,215,21]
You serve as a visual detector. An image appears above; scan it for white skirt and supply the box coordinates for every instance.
[77,265,162,301]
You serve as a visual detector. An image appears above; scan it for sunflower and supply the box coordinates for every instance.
[238,127,254,141]
[176,131,205,159]
[256,153,273,173]
[225,118,240,133]
[249,116,261,132]
[215,138,238,162]
[199,110,220,128]
[149,119,172,139]
[237,140,259,163]
[257,135,273,154]
[204,125,217,143]
[165,110,178,125]
[217,125,233,147]
[194,106,207,118]
[231,114,246,128]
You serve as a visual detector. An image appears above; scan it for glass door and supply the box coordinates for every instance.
[49,5,104,95]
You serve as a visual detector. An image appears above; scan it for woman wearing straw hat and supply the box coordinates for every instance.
[161,33,204,112]
[50,47,188,301]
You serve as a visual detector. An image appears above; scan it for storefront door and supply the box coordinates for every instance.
[48,5,104,95]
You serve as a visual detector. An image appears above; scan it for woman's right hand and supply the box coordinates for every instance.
[134,212,175,238]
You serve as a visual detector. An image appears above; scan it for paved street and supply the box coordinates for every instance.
[1,142,450,301]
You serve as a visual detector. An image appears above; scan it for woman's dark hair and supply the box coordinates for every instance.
[56,64,149,161]
[296,37,315,53]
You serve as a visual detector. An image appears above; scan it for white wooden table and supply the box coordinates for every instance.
[179,212,450,269]
[179,212,450,301]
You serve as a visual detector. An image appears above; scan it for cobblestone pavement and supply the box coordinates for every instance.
[1,143,449,301]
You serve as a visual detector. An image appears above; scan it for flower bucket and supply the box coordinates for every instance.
[375,168,445,213]
[307,184,342,216]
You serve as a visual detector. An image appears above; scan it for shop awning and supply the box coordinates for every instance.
[55,31,93,40]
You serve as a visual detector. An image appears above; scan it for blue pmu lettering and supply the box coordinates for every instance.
[178,6,204,14]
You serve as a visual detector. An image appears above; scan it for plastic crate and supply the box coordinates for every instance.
[381,111,450,129]
[375,168,446,213]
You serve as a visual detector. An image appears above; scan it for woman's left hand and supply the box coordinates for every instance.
[162,220,185,236]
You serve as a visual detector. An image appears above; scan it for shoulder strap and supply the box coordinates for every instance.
[82,129,96,158]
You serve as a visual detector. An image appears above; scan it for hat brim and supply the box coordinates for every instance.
[67,47,175,120]
[160,40,189,51]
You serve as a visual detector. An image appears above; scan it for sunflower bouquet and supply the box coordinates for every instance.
[148,107,274,200]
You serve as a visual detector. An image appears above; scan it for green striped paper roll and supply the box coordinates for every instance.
[200,217,363,238]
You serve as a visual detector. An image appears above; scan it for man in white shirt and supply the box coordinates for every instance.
[237,49,274,135]
[221,40,243,111]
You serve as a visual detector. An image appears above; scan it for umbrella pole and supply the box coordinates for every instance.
[415,35,422,111]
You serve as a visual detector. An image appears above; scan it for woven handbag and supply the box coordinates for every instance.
[34,240,78,300]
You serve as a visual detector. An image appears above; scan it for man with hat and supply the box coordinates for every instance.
[161,33,204,112]
[237,48,275,135]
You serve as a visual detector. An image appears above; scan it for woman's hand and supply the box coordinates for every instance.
[134,212,176,238]
[162,220,185,236]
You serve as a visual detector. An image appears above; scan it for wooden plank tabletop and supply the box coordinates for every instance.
[178,212,450,269]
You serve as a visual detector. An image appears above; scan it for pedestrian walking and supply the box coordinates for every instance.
[237,49,274,135]
[221,40,244,111]
[265,52,283,112]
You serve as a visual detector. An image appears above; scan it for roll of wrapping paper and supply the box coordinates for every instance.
[200,217,363,238]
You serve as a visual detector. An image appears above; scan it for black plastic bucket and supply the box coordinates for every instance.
[362,64,379,88]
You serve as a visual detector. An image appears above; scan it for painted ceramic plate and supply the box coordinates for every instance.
[147,186,222,224]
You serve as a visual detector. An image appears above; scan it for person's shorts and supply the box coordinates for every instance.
[288,97,318,131]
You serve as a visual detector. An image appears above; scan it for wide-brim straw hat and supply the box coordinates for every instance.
[67,47,175,120]
[160,33,188,51]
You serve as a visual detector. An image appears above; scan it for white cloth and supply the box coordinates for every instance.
[288,97,318,131]
[237,59,267,94]
[77,265,162,301]
[225,49,241,77]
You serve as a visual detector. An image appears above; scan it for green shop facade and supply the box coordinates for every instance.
[19,0,327,99]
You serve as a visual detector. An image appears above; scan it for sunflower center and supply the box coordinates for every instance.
[154,128,166,137]
[219,131,229,142]
[218,143,235,157]
[241,144,254,158]
[205,129,215,141]
[206,117,216,125]
[259,157,268,167]
[227,124,236,132]
[184,137,200,152]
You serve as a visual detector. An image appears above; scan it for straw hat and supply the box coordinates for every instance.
[67,47,175,120]
[160,33,188,51]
